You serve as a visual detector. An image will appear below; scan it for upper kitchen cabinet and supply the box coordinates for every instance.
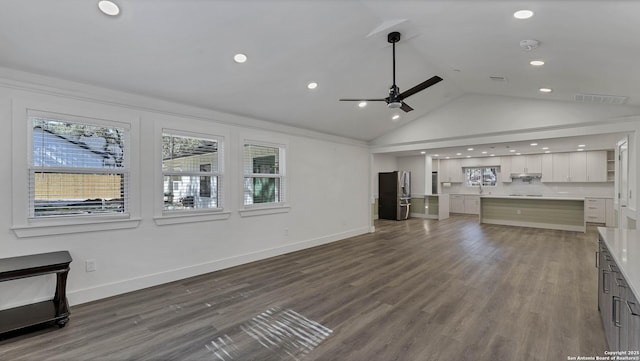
[546,150,609,183]
[552,153,571,182]
[586,151,608,182]
[541,154,553,182]
[440,158,463,183]
[569,152,587,182]
[509,154,542,173]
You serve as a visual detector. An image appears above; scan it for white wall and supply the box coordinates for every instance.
[371,154,397,198]
[397,156,425,196]
[0,72,370,309]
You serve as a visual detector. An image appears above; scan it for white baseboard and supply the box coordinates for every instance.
[68,227,369,306]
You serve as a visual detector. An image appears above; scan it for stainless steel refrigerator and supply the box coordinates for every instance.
[378,171,411,220]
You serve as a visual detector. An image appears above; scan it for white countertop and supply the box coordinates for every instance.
[479,195,585,201]
[598,227,640,300]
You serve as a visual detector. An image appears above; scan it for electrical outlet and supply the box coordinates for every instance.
[85,259,97,272]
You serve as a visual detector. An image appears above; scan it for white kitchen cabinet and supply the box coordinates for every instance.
[548,150,608,183]
[552,153,570,182]
[509,154,541,173]
[500,156,512,183]
[585,197,606,223]
[441,159,463,183]
[510,155,526,173]
[463,195,480,214]
[586,151,608,182]
[450,194,465,213]
[541,154,553,182]
[570,152,587,182]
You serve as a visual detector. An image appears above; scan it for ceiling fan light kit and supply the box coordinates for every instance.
[340,31,443,113]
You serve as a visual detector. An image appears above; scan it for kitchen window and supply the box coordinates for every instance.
[162,131,223,212]
[243,142,286,207]
[464,167,498,187]
[30,116,128,218]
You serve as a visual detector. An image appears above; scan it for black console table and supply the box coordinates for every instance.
[0,251,72,337]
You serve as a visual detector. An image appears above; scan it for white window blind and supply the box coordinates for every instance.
[30,117,128,218]
[243,143,285,206]
[162,132,223,211]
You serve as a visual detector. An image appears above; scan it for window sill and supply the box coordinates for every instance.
[12,217,141,238]
[154,211,231,225]
[238,205,291,217]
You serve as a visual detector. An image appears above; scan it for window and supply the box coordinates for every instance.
[465,167,498,187]
[162,132,222,211]
[243,143,285,206]
[30,116,128,218]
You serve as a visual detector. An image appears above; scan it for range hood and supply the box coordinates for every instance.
[510,173,542,181]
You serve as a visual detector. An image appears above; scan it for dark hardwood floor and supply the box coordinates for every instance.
[0,216,607,360]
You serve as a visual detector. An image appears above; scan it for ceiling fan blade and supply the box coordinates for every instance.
[339,98,387,102]
[400,102,414,112]
[398,75,443,99]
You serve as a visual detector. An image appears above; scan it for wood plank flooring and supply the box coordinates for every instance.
[0,216,607,360]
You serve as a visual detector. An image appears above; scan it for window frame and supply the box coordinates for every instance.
[239,139,290,217]
[464,167,498,187]
[11,102,141,238]
[29,115,130,219]
[161,129,224,215]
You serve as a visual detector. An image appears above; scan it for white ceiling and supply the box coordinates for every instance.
[0,1,639,142]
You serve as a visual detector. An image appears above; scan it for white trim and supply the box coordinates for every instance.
[410,213,429,219]
[154,211,231,225]
[12,218,141,238]
[67,226,369,306]
[239,205,291,217]
[11,99,141,235]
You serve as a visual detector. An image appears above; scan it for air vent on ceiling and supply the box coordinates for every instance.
[489,76,507,82]
[574,93,628,105]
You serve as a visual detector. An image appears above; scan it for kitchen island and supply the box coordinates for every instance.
[479,195,585,232]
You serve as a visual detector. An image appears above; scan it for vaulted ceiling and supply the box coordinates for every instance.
[1,1,639,141]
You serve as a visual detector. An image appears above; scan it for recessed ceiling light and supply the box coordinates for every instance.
[420,151,426,155]
[433,154,439,157]
[539,88,553,93]
[578,144,586,147]
[542,147,549,150]
[466,156,471,158]
[530,143,538,146]
[509,149,516,153]
[530,60,545,66]
[358,101,367,108]
[233,53,247,63]
[467,147,474,151]
[516,153,522,155]
[307,82,318,90]
[392,114,400,120]
[577,148,584,151]
[446,157,450,159]
[482,151,488,154]
[490,154,495,157]
[514,10,534,19]
[545,150,551,153]
[456,153,462,156]
[98,0,120,16]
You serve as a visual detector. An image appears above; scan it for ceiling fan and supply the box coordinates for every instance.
[340,31,443,112]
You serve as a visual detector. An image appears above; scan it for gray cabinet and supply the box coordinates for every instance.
[598,238,640,350]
